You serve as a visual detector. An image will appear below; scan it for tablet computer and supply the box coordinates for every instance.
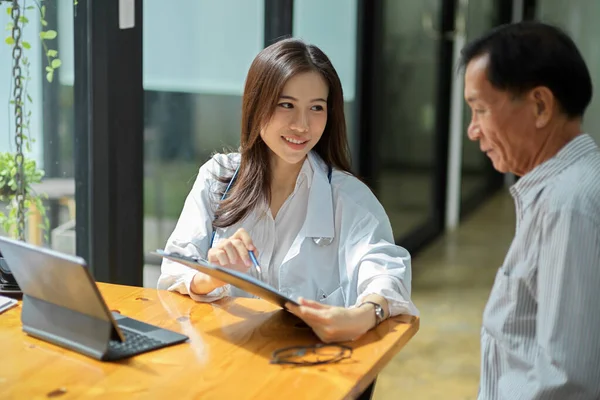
[154,249,299,308]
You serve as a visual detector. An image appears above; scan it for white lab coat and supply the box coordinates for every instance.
[157,151,419,317]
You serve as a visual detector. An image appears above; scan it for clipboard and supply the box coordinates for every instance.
[0,294,18,314]
[154,249,299,308]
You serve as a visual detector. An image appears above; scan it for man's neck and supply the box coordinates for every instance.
[525,119,582,175]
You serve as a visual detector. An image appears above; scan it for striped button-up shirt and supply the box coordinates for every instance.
[479,133,600,400]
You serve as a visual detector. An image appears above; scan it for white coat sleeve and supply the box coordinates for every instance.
[349,207,419,318]
[156,156,231,302]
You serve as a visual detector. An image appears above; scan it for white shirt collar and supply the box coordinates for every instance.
[257,152,334,241]
[296,156,313,189]
[303,152,335,240]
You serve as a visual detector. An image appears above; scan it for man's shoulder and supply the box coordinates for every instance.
[545,150,600,215]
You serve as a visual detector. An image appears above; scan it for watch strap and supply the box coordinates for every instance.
[359,301,385,327]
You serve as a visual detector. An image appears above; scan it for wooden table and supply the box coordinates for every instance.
[0,283,419,399]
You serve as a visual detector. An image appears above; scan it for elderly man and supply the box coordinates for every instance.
[461,21,600,399]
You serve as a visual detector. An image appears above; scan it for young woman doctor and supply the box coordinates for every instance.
[158,39,418,343]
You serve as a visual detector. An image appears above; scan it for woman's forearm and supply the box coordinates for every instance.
[357,294,390,327]
[361,294,389,318]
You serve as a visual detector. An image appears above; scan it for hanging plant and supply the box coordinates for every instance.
[0,0,62,241]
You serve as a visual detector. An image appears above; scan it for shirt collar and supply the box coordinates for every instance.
[295,156,313,189]
[510,133,599,210]
[302,151,335,240]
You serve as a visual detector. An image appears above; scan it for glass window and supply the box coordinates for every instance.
[376,0,441,239]
[293,0,359,162]
[0,2,75,253]
[142,0,264,287]
[535,0,600,143]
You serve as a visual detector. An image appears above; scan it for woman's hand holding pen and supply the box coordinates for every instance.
[190,228,258,295]
[207,228,257,272]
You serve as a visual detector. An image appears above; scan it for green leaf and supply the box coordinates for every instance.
[41,5,46,18]
[51,59,62,69]
[22,41,31,49]
[27,94,33,103]
[47,49,58,57]
[19,16,29,24]
[45,66,53,72]
[26,6,35,10]
[41,19,48,27]
[5,22,13,31]
[6,7,12,16]
[40,30,57,40]
[46,71,53,83]
[5,36,14,45]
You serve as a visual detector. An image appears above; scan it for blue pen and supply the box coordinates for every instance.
[248,250,262,277]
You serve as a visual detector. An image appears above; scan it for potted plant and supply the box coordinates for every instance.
[0,0,60,292]
[0,151,47,292]
[0,152,47,236]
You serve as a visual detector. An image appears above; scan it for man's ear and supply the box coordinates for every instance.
[529,86,554,128]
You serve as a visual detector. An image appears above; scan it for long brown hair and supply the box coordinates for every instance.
[213,38,352,228]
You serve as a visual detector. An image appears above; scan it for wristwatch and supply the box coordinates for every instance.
[359,301,385,327]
